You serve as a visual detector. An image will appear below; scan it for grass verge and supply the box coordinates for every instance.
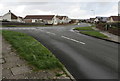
[2,30,63,70]
[0,30,2,34]
[74,26,94,30]
[74,26,108,38]
[80,31,108,38]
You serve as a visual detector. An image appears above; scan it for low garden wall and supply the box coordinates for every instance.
[96,22,120,36]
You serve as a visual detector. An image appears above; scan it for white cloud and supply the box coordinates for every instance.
[15,5,26,14]
[0,4,3,10]
[0,2,118,19]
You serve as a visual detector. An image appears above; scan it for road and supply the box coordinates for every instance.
[2,23,119,80]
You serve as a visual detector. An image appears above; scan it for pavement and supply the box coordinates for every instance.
[2,37,70,80]
[92,27,120,43]
[1,23,119,80]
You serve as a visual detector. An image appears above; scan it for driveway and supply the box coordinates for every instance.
[2,23,119,80]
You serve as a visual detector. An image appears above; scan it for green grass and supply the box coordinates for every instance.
[80,31,108,38]
[56,73,64,77]
[74,26,108,38]
[2,30,63,70]
[0,30,2,34]
[74,26,94,30]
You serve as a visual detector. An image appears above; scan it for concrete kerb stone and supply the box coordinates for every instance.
[62,67,76,81]
[72,27,120,44]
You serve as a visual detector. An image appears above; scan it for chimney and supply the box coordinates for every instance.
[9,10,11,12]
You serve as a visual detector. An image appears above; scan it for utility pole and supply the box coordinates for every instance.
[91,10,95,17]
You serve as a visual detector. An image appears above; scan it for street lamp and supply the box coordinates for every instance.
[91,10,95,17]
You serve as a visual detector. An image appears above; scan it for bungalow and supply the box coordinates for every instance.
[2,10,18,22]
[24,15,59,25]
[56,16,71,24]
[1,10,24,22]
[90,18,96,23]
[94,17,99,23]
[17,16,24,23]
[85,19,90,23]
[94,17,108,23]
[107,16,120,23]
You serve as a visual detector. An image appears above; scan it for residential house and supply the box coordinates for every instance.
[1,10,24,22]
[2,10,18,22]
[24,15,59,25]
[85,19,90,23]
[90,18,96,23]
[107,16,120,23]
[17,16,24,23]
[94,17,108,23]
[94,17,99,23]
[56,16,71,24]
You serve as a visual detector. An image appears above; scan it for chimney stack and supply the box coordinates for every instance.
[9,10,11,12]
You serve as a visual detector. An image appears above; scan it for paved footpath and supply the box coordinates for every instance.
[92,27,120,43]
[2,37,70,80]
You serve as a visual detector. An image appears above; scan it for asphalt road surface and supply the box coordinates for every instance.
[2,23,119,80]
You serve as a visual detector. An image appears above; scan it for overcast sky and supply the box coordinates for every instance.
[0,0,119,19]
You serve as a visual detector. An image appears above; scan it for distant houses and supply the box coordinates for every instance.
[0,10,71,25]
[24,15,71,25]
[86,16,119,23]
[1,10,119,25]
[56,16,71,24]
[90,18,96,23]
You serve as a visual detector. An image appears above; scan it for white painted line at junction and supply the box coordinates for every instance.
[46,32,56,35]
[61,36,85,45]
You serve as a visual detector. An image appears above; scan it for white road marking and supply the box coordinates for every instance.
[61,36,85,45]
[46,32,56,35]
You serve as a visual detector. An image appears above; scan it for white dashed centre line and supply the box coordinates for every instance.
[46,32,56,35]
[61,36,85,45]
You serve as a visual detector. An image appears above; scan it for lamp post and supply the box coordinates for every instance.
[91,10,95,17]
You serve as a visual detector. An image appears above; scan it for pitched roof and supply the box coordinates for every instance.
[24,15,55,20]
[18,16,23,19]
[90,18,95,21]
[56,16,64,20]
[56,16,68,20]
[110,16,120,21]
[3,11,17,19]
[11,12,18,19]
[96,17,108,21]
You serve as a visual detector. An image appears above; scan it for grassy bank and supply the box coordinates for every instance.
[74,26,108,38]
[80,31,108,38]
[74,26,94,30]
[2,30,63,70]
[0,30,2,34]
